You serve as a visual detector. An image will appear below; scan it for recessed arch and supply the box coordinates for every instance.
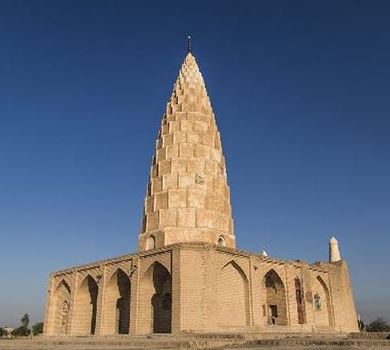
[73,275,98,335]
[313,275,333,327]
[217,235,226,247]
[101,268,131,335]
[140,261,172,333]
[217,260,250,328]
[52,280,71,335]
[146,235,156,250]
[55,279,71,294]
[264,269,288,326]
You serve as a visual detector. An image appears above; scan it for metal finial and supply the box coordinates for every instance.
[187,35,192,53]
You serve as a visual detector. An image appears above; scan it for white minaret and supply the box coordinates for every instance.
[329,236,341,262]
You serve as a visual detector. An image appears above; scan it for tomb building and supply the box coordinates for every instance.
[44,49,358,335]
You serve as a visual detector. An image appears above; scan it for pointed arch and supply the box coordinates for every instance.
[73,275,98,335]
[217,260,250,328]
[217,235,226,247]
[101,268,131,335]
[139,262,172,333]
[264,269,288,326]
[52,280,71,335]
[313,275,333,327]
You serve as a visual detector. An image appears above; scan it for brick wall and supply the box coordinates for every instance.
[44,243,358,335]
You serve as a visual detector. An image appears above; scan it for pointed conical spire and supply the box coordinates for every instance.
[138,52,235,251]
[329,236,341,262]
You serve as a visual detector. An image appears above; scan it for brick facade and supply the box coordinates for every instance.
[44,51,358,335]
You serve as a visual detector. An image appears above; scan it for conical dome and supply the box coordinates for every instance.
[138,53,235,251]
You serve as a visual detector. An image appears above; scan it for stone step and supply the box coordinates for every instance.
[1,334,390,350]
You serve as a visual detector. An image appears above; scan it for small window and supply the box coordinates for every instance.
[217,235,226,247]
[146,235,156,250]
[314,293,321,310]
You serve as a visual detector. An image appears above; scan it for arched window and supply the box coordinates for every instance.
[217,235,226,247]
[314,293,321,310]
[146,235,156,250]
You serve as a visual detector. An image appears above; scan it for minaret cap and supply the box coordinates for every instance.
[187,35,192,53]
[329,235,341,262]
[261,249,268,257]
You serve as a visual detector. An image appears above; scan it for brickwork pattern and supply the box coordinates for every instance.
[138,53,235,251]
[44,243,359,335]
[44,52,358,337]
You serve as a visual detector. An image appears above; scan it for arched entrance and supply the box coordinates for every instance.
[140,262,172,333]
[102,269,131,334]
[151,263,172,333]
[217,261,249,328]
[264,269,288,326]
[295,277,305,324]
[73,275,98,335]
[53,280,71,335]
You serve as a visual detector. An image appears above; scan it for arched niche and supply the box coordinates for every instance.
[140,262,172,333]
[313,275,333,327]
[146,235,156,250]
[217,260,250,328]
[53,280,71,335]
[73,275,98,335]
[102,268,131,334]
[217,235,226,247]
[264,269,288,326]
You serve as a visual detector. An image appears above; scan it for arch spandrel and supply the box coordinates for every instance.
[53,274,73,292]
[53,278,71,293]
[217,253,250,280]
[76,267,101,286]
[221,259,249,283]
[105,260,133,282]
[140,255,171,277]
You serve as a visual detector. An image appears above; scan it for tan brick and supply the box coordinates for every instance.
[171,159,187,174]
[163,173,178,190]
[187,158,204,174]
[178,174,194,189]
[158,160,171,176]
[187,131,201,145]
[146,212,159,231]
[168,189,187,208]
[196,208,215,229]
[177,208,196,227]
[159,209,177,227]
[154,192,168,210]
[187,189,205,208]
[166,144,179,158]
[151,177,163,193]
[179,143,193,157]
[145,195,154,213]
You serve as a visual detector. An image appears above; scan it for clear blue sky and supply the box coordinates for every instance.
[0,0,389,327]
